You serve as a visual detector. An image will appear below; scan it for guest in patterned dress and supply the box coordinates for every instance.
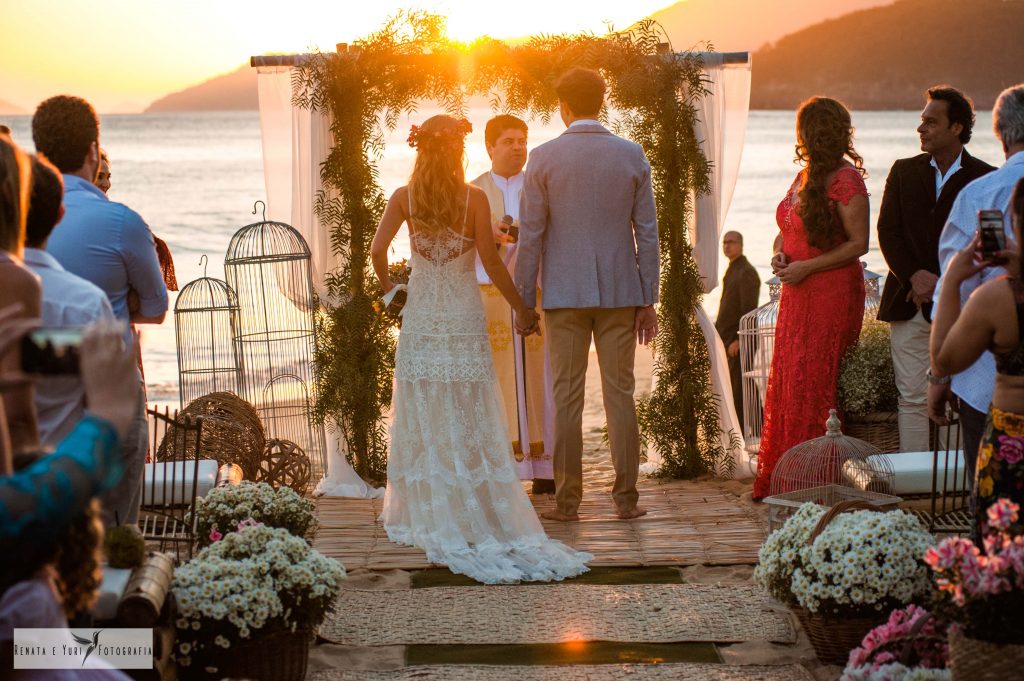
[931,177,1024,538]
[754,97,870,499]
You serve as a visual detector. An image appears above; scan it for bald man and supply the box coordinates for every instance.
[715,231,760,430]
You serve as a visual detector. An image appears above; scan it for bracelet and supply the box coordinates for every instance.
[926,369,951,386]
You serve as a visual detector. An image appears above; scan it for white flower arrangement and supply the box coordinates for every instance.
[191,480,316,547]
[840,663,951,681]
[755,503,826,605]
[756,504,936,617]
[172,524,345,671]
[791,507,934,616]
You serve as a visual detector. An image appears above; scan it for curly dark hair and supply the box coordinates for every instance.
[32,95,99,173]
[927,85,975,145]
[0,500,103,618]
[555,67,606,117]
[794,97,866,250]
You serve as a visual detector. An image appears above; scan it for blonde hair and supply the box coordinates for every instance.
[408,115,470,235]
[0,136,31,255]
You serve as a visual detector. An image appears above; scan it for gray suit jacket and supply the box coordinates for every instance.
[514,122,659,310]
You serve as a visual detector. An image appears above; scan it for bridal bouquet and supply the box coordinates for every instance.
[374,259,411,325]
[172,524,344,674]
[190,481,316,548]
[925,498,1024,645]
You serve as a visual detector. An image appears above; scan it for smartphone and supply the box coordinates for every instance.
[20,328,84,375]
[978,209,1007,264]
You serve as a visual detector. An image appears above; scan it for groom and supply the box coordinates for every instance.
[514,67,659,521]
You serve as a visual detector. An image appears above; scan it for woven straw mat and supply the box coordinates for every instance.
[308,664,815,681]
[320,584,795,646]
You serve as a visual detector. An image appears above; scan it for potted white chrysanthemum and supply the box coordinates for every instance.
[190,480,316,548]
[756,501,936,665]
[172,523,344,680]
[838,320,900,452]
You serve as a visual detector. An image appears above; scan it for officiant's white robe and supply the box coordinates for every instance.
[471,170,554,481]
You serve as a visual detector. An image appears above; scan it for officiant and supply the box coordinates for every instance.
[472,115,555,495]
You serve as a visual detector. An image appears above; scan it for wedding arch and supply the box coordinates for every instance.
[251,13,752,487]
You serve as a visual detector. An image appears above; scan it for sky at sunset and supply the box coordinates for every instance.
[0,0,677,113]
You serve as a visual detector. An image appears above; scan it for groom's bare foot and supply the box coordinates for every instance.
[541,510,580,522]
[617,506,648,520]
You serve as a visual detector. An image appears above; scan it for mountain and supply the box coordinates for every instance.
[750,0,1024,109]
[648,0,892,52]
[0,98,27,116]
[144,65,256,113]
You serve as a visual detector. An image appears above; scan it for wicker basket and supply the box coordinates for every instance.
[792,604,887,666]
[845,411,900,453]
[791,499,890,665]
[182,629,311,681]
[159,392,266,480]
[949,627,1024,680]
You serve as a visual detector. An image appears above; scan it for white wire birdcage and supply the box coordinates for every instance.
[224,203,326,478]
[174,259,241,407]
[737,265,883,461]
[762,409,900,530]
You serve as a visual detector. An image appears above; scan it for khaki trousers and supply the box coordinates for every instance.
[545,307,640,515]
[889,309,931,452]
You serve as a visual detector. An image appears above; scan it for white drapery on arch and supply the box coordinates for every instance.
[256,51,752,490]
[643,52,754,479]
[256,64,384,498]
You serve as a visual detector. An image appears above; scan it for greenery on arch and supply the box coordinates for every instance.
[294,11,732,483]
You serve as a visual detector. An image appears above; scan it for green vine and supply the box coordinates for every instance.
[295,12,729,482]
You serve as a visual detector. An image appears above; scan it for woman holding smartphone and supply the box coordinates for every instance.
[931,178,1024,539]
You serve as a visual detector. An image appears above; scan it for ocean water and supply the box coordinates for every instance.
[2,109,1005,406]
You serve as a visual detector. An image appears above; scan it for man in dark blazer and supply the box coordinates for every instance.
[715,231,760,431]
[877,86,996,452]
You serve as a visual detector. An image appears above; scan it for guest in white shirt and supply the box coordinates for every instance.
[23,155,114,447]
[931,83,1024,476]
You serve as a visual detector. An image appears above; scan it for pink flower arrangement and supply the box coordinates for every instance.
[845,604,948,673]
[925,497,1024,645]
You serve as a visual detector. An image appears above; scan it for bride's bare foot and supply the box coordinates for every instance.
[617,506,648,520]
[541,510,580,522]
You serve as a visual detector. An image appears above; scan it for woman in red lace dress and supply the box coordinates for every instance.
[753,97,870,499]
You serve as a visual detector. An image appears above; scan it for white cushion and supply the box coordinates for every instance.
[142,459,220,506]
[845,451,965,495]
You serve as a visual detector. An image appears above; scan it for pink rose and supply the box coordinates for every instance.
[209,526,223,542]
[996,435,1024,464]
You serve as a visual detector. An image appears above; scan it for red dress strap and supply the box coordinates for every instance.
[828,166,868,206]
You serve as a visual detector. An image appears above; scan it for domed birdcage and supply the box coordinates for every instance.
[737,266,883,461]
[174,259,241,407]
[224,202,325,478]
[763,409,899,530]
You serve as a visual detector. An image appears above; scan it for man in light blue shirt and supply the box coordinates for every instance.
[32,95,167,526]
[931,84,1024,482]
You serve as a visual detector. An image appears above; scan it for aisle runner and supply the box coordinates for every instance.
[309,663,815,681]
[319,584,795,646]
[314,480,765,569]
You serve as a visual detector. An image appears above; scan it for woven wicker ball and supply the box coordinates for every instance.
[769,409,895,496]
[158,392,266,480]
[256,439,311,492]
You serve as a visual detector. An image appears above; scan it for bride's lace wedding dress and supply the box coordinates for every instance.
[382,210,591,584]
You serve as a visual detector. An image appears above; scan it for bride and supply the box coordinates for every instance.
[370,115,591,584]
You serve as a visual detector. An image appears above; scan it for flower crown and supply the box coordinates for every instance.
[407,118,473,150]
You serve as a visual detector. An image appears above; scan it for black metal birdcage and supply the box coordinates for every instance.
[174,258,242,407]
